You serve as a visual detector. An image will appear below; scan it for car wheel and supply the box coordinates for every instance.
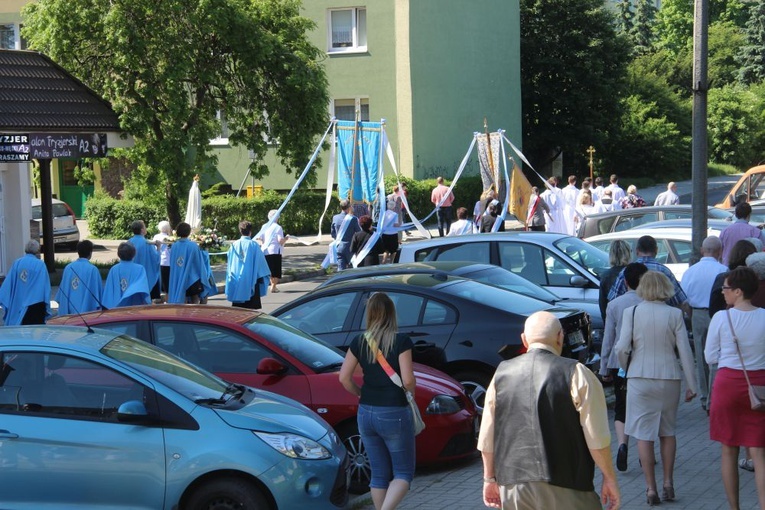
[185,478,270,510]
[453,370,492,417]
[338,422,371,494]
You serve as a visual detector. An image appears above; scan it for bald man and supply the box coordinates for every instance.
[654,182,679,206]
[478,311,620,510]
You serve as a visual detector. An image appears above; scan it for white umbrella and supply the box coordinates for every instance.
[185,174,202,232]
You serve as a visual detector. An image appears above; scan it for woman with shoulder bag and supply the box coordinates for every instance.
[705,266,765,509]
[614,271,697,506]
[339,292,416,510]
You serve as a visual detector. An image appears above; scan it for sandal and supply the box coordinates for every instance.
[662,485,675,501]
[646,489,661,506]
[739,458,755,472]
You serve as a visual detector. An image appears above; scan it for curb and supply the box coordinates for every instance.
[214,267,327,294]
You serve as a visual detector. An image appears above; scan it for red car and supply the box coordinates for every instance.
[51,305,477,493]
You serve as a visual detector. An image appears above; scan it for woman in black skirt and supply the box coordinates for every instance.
[256,209,288,293]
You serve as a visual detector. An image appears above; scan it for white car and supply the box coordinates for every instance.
[31,198,80,250]
[584,227,721,282]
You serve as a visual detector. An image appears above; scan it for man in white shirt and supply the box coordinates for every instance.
[681,236,728,411]
[604,174,625,206]
[654,182,680,206]
[541,177,567,234]
[592,176,605,203]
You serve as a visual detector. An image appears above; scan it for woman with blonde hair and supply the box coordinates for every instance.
[599,239,633,321]
[339,293,416,510]
[574,190,597,234]
[615,271,697,505]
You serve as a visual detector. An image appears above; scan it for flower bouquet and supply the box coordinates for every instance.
[190,228,227,252]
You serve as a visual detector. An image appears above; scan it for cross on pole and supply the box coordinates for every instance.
[587,145,596,181]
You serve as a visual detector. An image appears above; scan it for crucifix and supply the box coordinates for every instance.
[587,145,596,180]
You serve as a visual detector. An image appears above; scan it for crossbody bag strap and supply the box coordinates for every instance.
[364,334,404,388]
[725,309,755,388]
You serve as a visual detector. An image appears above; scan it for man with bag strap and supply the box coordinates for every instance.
[326,199,360,271]
[479,311,620,510]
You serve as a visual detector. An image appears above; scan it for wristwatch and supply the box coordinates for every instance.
[483,477,497,483]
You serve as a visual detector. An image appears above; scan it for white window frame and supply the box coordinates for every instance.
[327,7,367,54]
[331,97,370,122]
[209,110,230,146]
[0,23,21,50]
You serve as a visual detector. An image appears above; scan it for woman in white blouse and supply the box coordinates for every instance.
[256,210,287,293]
[705,266,765,510]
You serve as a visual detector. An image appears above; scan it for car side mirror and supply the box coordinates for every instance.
[257,358,288,376]
[570,275,590,287]
[117,400,151,424]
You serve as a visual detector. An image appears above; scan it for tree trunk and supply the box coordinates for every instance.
[166,181,181,227]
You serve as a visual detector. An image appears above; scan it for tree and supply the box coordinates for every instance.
[520,0,630,173]
[22,0,329,225]
[655,0,747,55]
[737,0,765,85]
[708,22,746,88]
[708,85,762,167]
[616,0,635,37]
[631,0,657,55]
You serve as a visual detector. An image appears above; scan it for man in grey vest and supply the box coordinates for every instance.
[478,311,620,509]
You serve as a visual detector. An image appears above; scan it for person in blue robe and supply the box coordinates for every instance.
[168,222,206,304]
[102,243,151,309]
[225,220,270,309]
[128,220,161,301]
[55,240,103,315]
[0,239,51,325]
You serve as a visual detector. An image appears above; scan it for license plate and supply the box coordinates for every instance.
[567,329,585,348]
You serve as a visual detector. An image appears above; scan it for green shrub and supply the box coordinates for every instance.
[383,174,485,219]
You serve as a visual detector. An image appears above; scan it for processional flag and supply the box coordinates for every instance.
[509,164,533,224]
[336,120,382,209]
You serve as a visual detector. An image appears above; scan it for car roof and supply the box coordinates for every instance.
[585,228,720,242]
[581,204,721,220]
[50,304,264,327]
[0,325,120,351]
[634,219,732,230]
[320,261,499,288]
[399,231,571,251]
[31,198,66,207]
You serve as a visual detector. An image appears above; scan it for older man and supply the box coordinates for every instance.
[0,239,50,325]
[479,311,620,510]
[654,182,680,206]
[681,236,728,411]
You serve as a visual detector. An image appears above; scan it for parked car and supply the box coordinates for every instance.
[396,232,610,302]
[585,227,722,282]
[318,261,604,361]
[629,219,734,232]
[576,205,732,239]
[0,326,348,509]
[272,273,592,417]
[715,164,765,209]
[31,197,80,250]
[50,305,477,493]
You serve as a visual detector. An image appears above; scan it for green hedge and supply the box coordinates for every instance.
[85,175,487,239]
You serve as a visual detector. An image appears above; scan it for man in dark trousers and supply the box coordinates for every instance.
[478,311,620,509]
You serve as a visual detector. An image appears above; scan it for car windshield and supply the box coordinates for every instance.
[461,267,560,303]
[245,314,345,372]
[553,237,610,279]
[439,280,551,315]
[709,207,734,220]
[101,335,228,400]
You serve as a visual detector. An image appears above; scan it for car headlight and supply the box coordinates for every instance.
[253,432,331,460]
[426,395,462,415]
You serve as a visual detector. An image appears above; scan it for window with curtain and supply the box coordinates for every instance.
[333,98,369,122]
[328,8,367,53]
[0,24,15,49]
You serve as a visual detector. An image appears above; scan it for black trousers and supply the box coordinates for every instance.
[436,206,453,237]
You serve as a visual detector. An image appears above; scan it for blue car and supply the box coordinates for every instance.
[0,326,348,509]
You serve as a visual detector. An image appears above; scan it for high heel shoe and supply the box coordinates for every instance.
[661,485,675,502]
[646,489,661,506]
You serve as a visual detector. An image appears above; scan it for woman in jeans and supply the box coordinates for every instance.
[339,293,416,510]
[705,266,765,510]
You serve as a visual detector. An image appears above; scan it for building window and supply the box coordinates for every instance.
[210,110,230,145]
[0,24,16,49]
[333,98,369,122]
[328,7,367,53]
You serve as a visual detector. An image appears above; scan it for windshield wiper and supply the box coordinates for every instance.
[316,361,344,374]
[194,383,245,406]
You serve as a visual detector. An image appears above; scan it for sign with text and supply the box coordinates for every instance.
[0,133,108,161]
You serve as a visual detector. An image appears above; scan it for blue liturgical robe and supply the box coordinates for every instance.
[102,261,151,309]
[128,235,160,289]
[200,250,218,299]
[0,254,51,325]
[225,236,270,303]
[168,238,206,304]
[55,258,103,315]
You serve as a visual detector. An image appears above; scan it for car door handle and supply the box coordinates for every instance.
[413,341,436,350]
[0,429,18,439]
[407,332,429,337]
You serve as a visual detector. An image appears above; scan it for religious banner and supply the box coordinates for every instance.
[336,120,381,206]
[509,164,533,223]
[476,131,502,193]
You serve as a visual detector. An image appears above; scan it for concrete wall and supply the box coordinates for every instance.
[408,0,521,181]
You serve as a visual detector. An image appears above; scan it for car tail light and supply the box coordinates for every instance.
[63,202,77,225]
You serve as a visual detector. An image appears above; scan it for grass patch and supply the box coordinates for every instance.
[51,259,116,286]
[708,163,742,177]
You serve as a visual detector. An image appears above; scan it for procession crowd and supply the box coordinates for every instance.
[0,212,288,325]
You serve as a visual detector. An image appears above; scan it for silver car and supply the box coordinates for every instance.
[31,198,80,250]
